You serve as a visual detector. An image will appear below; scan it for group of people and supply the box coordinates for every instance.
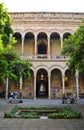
[8,90,22,100]
[62,93,76,103]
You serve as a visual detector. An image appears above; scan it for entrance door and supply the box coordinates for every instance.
[36,69,48,98]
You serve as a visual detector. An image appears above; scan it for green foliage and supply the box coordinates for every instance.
[10,59,32,82]
[0,48,32,84]
[0,3,14,47]
[0,35,4,50]
[19,112,40,118]
[0,50,20,83]
[48,110,81,119]
[4,106,81,119]
[61,20,84,73]
[4,105,19,118]
[0,3,32,85]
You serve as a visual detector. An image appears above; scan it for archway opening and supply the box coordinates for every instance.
[63,32,71,41]
[51,69,62,98]
[24,32,34,54]
[65,69,75,98]
[36,69,48,98]
[13,32,22,53]
[50,32,61,57]
[38,42,47,54]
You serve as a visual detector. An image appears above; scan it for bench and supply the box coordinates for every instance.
[79,93,84,98]
[62,98,77,104]
[8,98,23,103]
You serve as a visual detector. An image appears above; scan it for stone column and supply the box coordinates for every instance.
[34,35,37,59]
[21,35,24,54]
[34,73,36,99]
[6,77,9,99]
[75,70,79,99]
[62,73,65,94]
[48,74,51,99]
[48,36,50,59]
[19,74,23,91]
[60,35,63,48]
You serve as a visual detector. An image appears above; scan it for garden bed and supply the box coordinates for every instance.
[4,106,81,119]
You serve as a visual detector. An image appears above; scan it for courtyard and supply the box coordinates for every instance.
[0,98,84,130]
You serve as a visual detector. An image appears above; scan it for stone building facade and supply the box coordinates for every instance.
[4,12,84,99]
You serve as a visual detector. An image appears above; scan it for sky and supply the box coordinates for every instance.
[0,0,84,13]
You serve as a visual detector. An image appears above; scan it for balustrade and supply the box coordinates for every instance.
[19,53,69,60]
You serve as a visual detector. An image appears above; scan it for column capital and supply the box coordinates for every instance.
[22,34,24,39]
[62,72,65,78]
[34,35,37,39]
[60,34,63,39]
[48,73,51,78]
[47,35,50,39]
[34,72,36,78]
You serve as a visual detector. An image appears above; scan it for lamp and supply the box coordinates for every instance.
[41,73,43,80]
[64,77,68,81]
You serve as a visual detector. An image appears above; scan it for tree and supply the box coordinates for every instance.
[0,3,16,84]
[62,20,84,74]
[0,3,32,86]
[0,49,20,83]
[0,3,15,46]
[10,59,32,85]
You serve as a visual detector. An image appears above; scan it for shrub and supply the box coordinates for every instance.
[4,106,81,119]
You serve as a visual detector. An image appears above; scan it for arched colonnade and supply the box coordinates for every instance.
[12,29,73,59]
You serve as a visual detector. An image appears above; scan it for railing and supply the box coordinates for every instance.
[19,53,69,60]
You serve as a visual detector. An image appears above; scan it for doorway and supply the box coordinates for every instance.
[36,69,48,98]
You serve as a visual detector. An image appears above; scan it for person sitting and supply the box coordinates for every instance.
[70,93,75,104]
[62,93,67,104]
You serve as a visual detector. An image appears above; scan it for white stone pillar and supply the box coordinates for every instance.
[34,35,37,59]
[60,35,63,48]
[48,36,50,59]
[34,73,36,99]
[6,77,9,99]
[19,74,23,91]
[48,74,51,99]
[21,35,24,54]
[62,73,65,94]
[75,70,79,99]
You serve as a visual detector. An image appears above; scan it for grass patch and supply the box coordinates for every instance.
[4,106,81,119]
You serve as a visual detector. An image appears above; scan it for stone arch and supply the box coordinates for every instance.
[49,29,61,37]
[23,68,34,98]
[37,32,48,56]
[50,65,63,74]
[62,29,73,35]
[37,30,48,38]
[13,32,22,53]
[65,69,75,93]
[36,68,48,98]
[24,32,35,54]
[13,29,22,36]
[63,32,71,41]
[50,32,61,56]
[63,66,69,73]
[37,32,48,41]
[50,68,62,98]
[36,65,49,75]
[24,30,35,38]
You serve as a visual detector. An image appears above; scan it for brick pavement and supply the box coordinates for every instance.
[0,98,84,130]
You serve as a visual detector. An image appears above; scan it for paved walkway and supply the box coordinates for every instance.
[0,98,84,130]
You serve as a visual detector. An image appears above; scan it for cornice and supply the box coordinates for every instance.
[9,12,84,28]
[9,12,84,22]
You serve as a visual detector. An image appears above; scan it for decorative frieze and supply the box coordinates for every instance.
[9,12,84,22]
[9,12,84,28]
